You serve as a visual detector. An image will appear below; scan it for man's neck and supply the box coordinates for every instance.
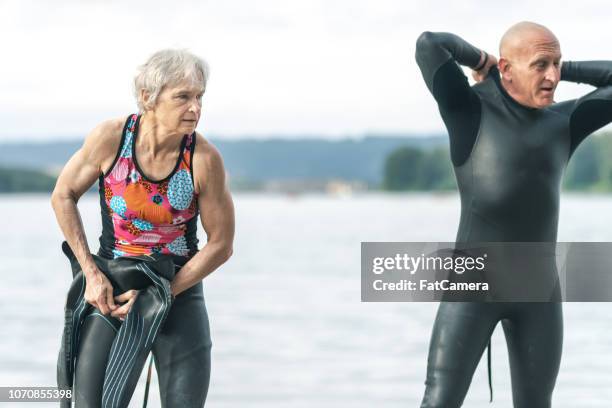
[500,78,535,108]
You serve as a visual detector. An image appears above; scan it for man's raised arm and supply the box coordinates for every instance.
[415,32,485,103]
[415,32,494,166]
[560,60,612,154]
[562,60,612,87]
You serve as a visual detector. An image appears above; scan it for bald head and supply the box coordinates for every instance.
[497,21,562,109]
[500,22,559,60]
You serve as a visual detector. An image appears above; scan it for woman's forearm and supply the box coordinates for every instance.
[170,240,233,296]
[51,193,99,278]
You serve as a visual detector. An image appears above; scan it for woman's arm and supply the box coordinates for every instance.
[170,136,235,296]
[51,118,123,315]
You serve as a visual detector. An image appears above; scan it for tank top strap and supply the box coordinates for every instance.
[119,114,139,159]
[180,132,197,172]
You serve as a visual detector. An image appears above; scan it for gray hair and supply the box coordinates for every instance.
[134,49,209,112]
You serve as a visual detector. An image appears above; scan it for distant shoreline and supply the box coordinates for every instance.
[2,131,610,193]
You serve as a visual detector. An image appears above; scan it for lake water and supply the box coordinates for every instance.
[0,193,611,407]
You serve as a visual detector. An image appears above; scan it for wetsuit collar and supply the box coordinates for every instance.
[489,66,540,112]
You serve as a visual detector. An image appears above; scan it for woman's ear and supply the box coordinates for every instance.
[140,88,151,110]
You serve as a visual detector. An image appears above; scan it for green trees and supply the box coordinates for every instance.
[0,167,57,193]
[383,147,455,191]
[564,133,612,191]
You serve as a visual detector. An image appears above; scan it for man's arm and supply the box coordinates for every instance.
[560,61,612,155]
[562,61,612,87]
[415,31,484,102]
[415,32,491,166]
[170,137,235,297]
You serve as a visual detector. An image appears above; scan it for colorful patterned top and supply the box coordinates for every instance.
[98,114,199,259]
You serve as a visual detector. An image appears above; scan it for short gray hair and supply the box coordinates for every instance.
[134,49,209,112]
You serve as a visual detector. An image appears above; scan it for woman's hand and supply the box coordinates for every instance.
[84,269,118,315]
[111,290,140,321]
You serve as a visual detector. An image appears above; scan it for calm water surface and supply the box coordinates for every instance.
[0,193,610,407]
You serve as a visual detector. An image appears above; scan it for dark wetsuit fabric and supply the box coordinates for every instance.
[59,244,211,408]
[152,280,212,407]
[415,31,612,407]
[74,280,211,408]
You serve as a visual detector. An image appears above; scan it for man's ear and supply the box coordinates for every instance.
[498,58,512,82]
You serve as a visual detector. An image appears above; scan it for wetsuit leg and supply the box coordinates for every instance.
[502,303,563,408]
[152,281,212,408]
[73,311,121,408]
[420,302,500,408]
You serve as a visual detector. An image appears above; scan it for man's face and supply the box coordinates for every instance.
[506,34,562,108]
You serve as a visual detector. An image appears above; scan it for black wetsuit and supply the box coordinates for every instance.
[58,243,211,408]
[415,31,612,407]
[73,281,211,408]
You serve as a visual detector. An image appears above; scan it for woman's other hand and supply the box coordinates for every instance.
[111,290,140,321]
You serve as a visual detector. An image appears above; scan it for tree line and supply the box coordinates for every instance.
[2,132,611,193]
[0,167,57,193]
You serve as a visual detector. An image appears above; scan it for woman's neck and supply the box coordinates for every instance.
[138,113,182,157]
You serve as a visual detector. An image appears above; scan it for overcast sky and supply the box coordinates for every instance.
[1,0,611,141]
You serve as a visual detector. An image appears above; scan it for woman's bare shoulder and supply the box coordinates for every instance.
[82,116,129,171]
[191,132,226,193]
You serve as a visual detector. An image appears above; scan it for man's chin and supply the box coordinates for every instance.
[534,96,555,109]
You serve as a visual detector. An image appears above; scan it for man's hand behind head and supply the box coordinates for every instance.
[472,53,498,83]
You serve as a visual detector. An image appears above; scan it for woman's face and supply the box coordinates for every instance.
[149,78,205,135]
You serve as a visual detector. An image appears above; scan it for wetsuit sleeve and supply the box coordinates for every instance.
[561,61,612,155]
[415,32,483,166]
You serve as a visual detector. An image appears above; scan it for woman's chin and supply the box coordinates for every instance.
[180,122,197,133]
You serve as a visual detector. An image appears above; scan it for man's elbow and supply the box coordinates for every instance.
[415,31,436,55]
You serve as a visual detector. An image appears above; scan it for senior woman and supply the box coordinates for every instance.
[51,49,234,407]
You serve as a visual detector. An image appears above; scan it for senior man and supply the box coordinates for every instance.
[415,22,612,407]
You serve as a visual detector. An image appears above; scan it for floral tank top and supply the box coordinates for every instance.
[98,114,199,259]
